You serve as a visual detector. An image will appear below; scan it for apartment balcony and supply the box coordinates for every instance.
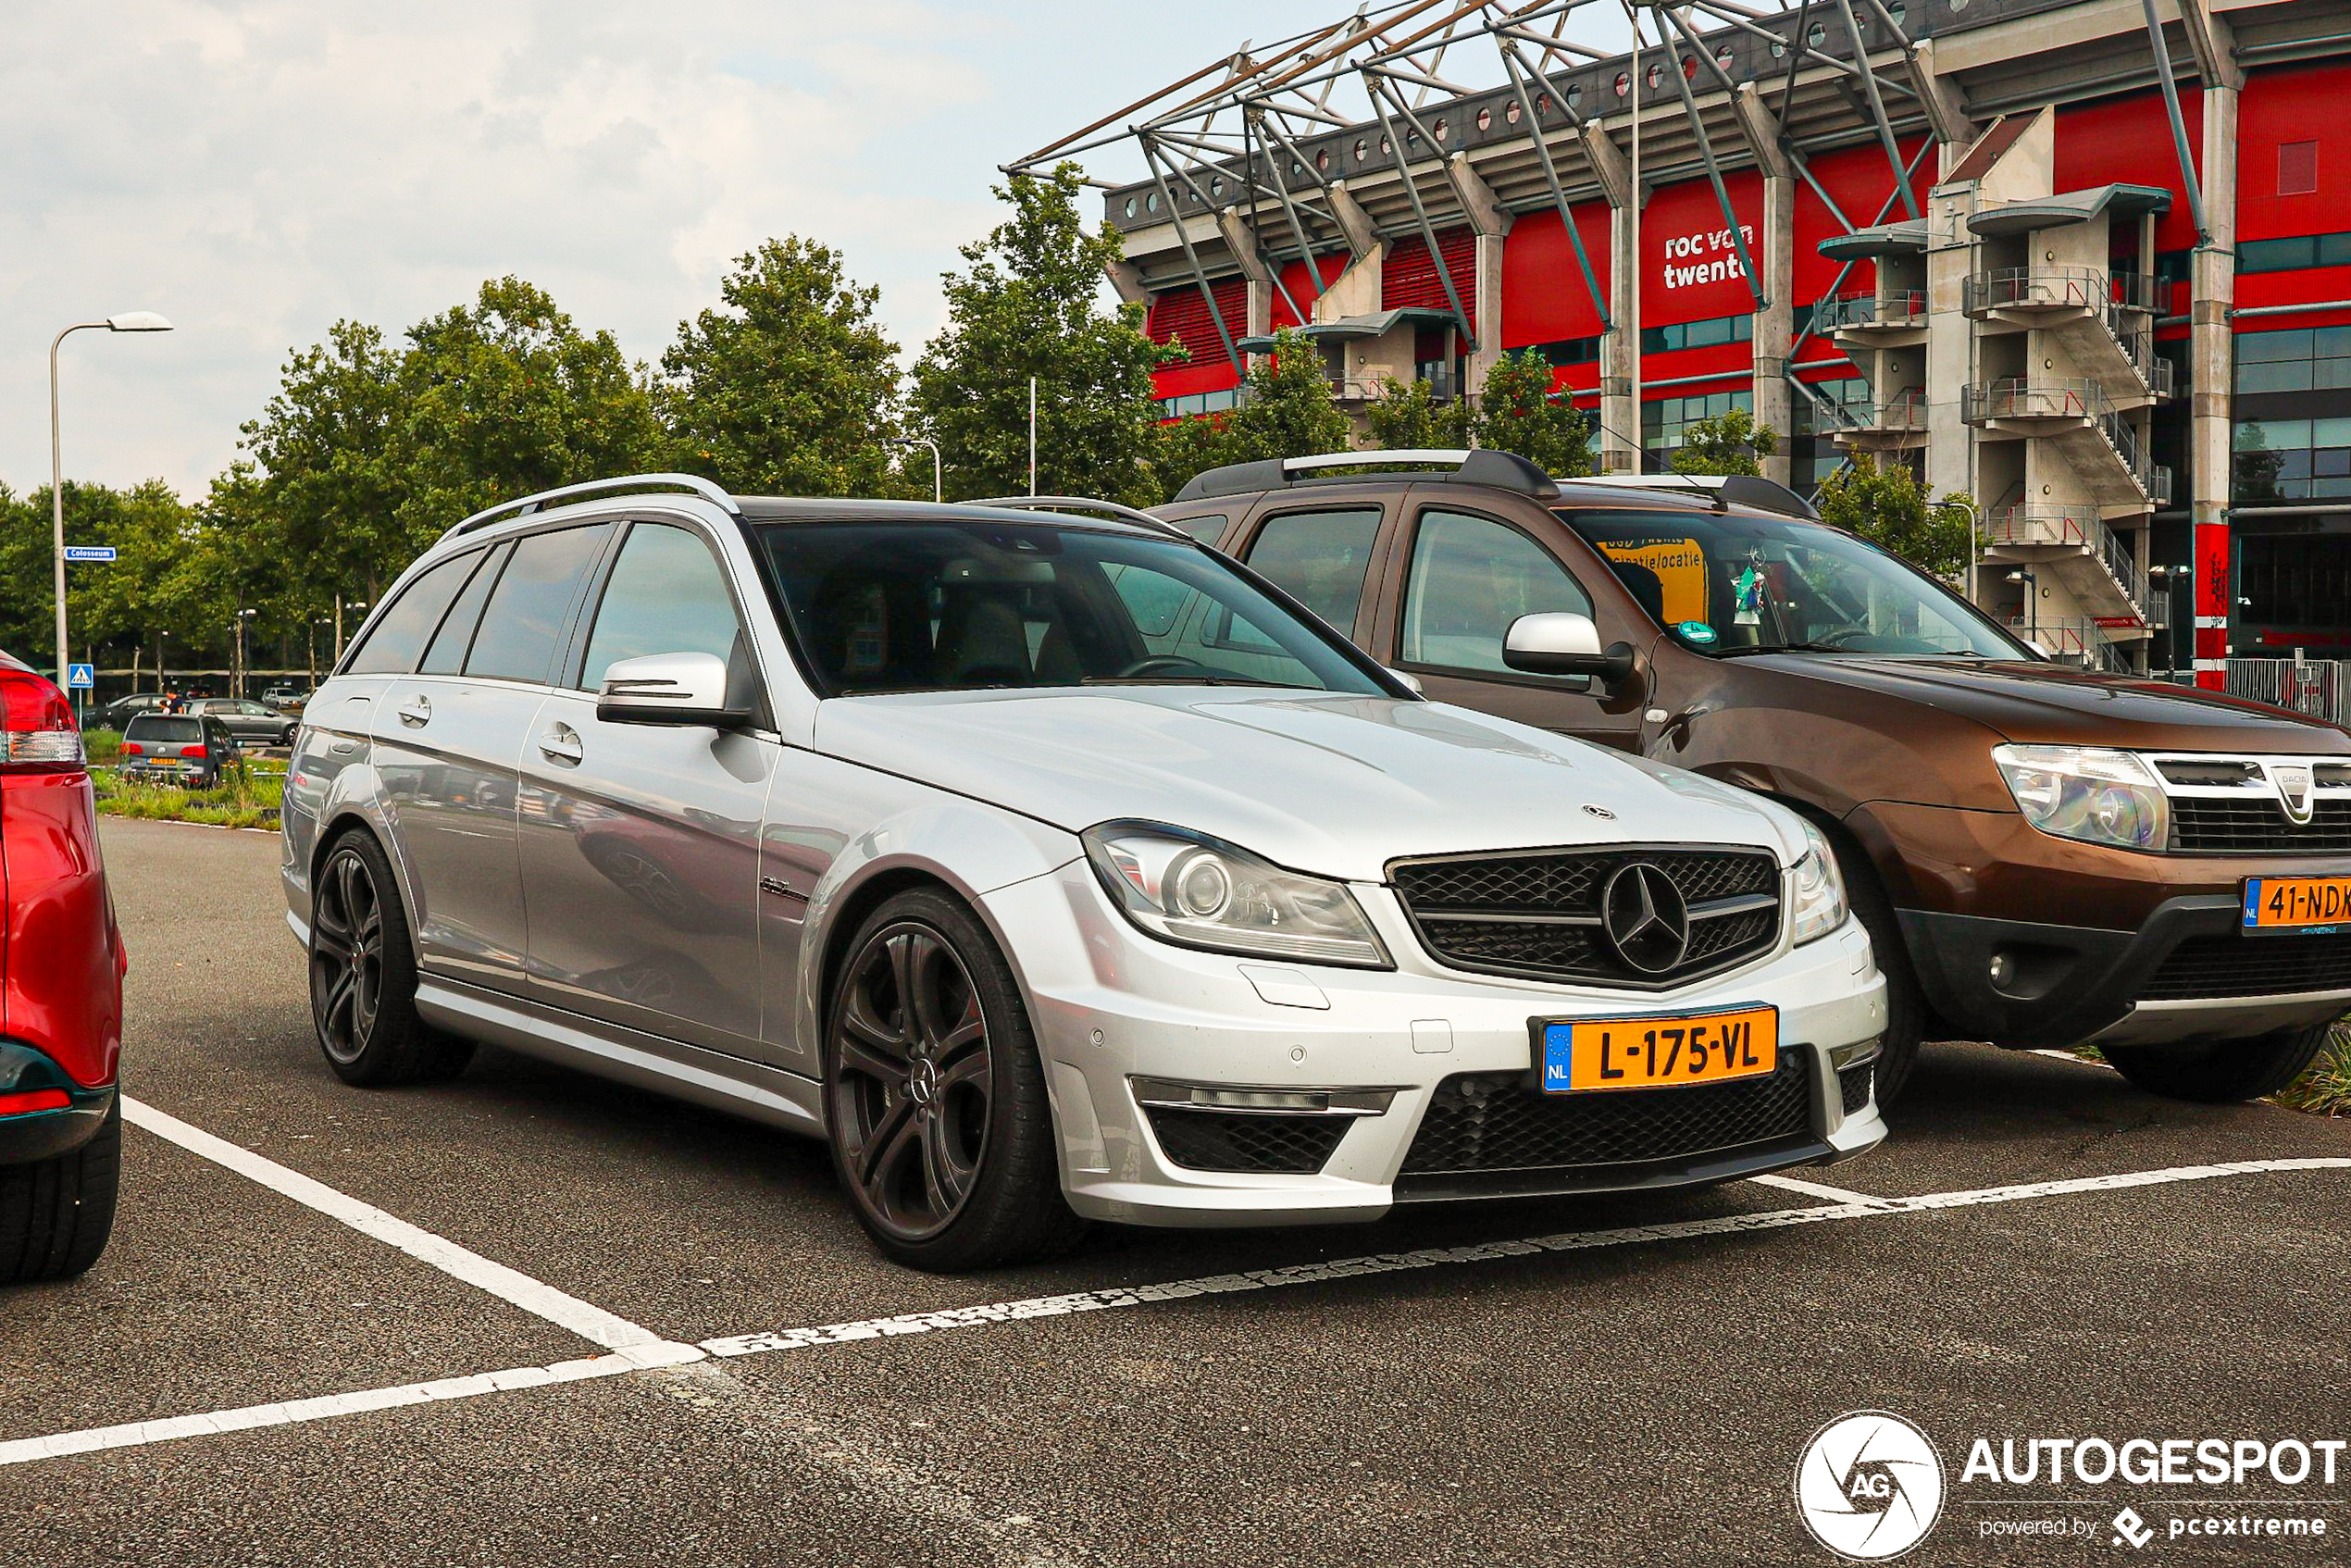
[1961,377,2164,510]
[1982,503,2150,624]
[1812,289,1928,341]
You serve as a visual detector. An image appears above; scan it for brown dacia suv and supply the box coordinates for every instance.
[1156,449,2351,1106]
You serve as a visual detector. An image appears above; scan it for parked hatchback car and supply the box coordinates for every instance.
[1161,451,2351,1106]
[189,696,300,747]
[119,712,238,788]
[282,475,1887,1270]
[0,652,125,1283]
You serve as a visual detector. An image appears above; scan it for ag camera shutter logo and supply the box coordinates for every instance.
[1794,1410,1947,1561]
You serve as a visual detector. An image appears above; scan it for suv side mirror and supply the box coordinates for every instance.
[1503,613,1636,685]
[597,652,753,729]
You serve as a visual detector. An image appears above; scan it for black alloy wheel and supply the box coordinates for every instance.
[311,843,386,1068]
[307,831,472,1087]
[822,889,1085,1271]
[830,921,994,1240]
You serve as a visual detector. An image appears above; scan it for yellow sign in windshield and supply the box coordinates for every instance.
[1595,537,1709,625]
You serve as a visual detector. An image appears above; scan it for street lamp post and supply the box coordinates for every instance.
[50,312,173,685]
[2005,567,2039,649]
[232,608,257,699]
[893,437,943,504]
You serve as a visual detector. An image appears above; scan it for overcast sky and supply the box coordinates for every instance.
[2,0,1344,500]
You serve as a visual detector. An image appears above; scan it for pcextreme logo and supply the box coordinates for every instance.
[1795,1410,1948,1561]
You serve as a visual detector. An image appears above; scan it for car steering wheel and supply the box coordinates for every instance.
[1113,654,1212,678]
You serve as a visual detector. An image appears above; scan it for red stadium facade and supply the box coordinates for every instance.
[1015,0,2351,683]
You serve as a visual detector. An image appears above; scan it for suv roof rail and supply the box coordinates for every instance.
[1172,448,1560,503]
[441,473,740,543]
[966,494,1192,540]
[1566,472,1821,521]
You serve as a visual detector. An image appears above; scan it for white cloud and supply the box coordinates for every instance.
[0,0,1301,498]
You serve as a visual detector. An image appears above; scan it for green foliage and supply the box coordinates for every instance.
[1816,454,1975,578]
[1365,377,1468,451]
[1148,330,1354,501]
[1469,351,1593,478]
[660,238,907,497]
[1670,408,1779,476]
[0,479,208,674]
[911,166,1167,504]
[2273,1020,2351,1117]
[93,765,283,830]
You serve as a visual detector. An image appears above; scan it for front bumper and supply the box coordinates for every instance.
[0,1041,115,1166]
[982,861,1889,1228]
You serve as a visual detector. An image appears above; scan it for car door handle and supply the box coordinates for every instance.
[538,724,583,765]
[396,696,431,728]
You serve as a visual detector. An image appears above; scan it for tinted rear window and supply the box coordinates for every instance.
[344,553,480,676]
[466,525,613,683]
[125,716,203,743]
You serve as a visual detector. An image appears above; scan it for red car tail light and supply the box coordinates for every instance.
[179,744,206,759]
[0,666,83,772]
[119,740,144,755]
[0,1088,72,1115]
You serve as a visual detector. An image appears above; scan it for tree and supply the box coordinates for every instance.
[1672,408,1778,476]
[1365,377,1468,451]
[238,318,406,614]
[1817,454,1975,578]
[1470,350,1593,478]
[660,237,906,497]
[911,165,1168,504]
[1150,330,1353,500]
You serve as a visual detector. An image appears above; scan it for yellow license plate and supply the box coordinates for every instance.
[2242,877,2351,933]
[1539,1005,1779,1092]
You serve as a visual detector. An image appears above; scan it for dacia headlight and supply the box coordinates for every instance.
[1991,744,2168,852]
[1791,819,1848,945]
[1082,822,1391,969]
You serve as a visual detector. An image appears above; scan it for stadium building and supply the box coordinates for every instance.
[1012,0,2351,685]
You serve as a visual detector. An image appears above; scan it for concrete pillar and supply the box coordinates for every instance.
[1446,153,1514,404]
[1583,122,1640,474]
[1754,172,1795,486]
[1924,181,1980,580]
[2191,84,2239,689]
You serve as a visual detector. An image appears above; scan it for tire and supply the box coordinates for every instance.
[823,888,1086,1272]
[0,1097,122,1284]
[309,830,475,1087]
[2104,1020,2336,1103]
[1802,811,1924,1108]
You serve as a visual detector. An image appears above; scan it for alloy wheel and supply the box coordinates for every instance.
[828,922,994,1240]
[310,847,385,1064]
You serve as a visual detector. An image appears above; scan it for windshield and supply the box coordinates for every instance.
[1557,508,2030,659]
[754,519,1393,698]
[126,716,203,743]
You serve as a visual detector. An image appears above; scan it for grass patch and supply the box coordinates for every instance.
[2274,1021,2351,1118]
[82,728,121,765]
[93,765,283,830]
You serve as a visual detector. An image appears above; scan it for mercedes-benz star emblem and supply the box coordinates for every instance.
[1599,862,1691,974]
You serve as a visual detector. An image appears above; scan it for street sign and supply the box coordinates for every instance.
[66,664,93,690]
[62,545,117,563]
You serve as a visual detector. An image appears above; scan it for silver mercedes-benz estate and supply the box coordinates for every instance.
[281,472,1888,1270]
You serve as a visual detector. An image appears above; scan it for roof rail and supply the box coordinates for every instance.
[1172,448,1560,504]
[967,494,1192,540]
[1566,472,1821,521]
[440,473,739,543]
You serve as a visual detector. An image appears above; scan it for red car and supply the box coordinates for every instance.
[0,653,124,1282]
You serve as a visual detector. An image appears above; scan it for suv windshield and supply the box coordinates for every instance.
[756,519,1390,697]
[1557,508,2030,659]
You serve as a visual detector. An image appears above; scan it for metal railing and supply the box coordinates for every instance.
[1984,504,2150,614]
[2010,616,2134,671]
[1965,268,2173,401]
[1812,290,1928,332]
[2226,658,2351,725]
[1834,385,1928,432]
[1963,377,2161,503]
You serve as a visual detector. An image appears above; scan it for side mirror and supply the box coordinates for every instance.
[1502,613,1636,685]
[1385,667,1425,696]
[597,652,752,728]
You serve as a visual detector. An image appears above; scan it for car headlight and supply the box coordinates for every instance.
[1082,822,1391,969]
[1991,744,2167,852]
[1791,819,1848,945]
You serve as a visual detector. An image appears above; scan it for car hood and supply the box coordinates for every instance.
[1754,656,2351,752]
[815,689,1805,883]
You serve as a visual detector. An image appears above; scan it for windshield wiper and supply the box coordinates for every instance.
[1080,675,1288,688]
[1707,641,1858,659]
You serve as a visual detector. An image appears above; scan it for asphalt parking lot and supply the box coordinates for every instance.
[3,819,2348,1567]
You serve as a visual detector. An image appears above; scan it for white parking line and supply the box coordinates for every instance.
[11,1153,2339,1471]
[122,1096,683,1353]
[2028,1048,2114,1069]
[1747,1172,1894,1207]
